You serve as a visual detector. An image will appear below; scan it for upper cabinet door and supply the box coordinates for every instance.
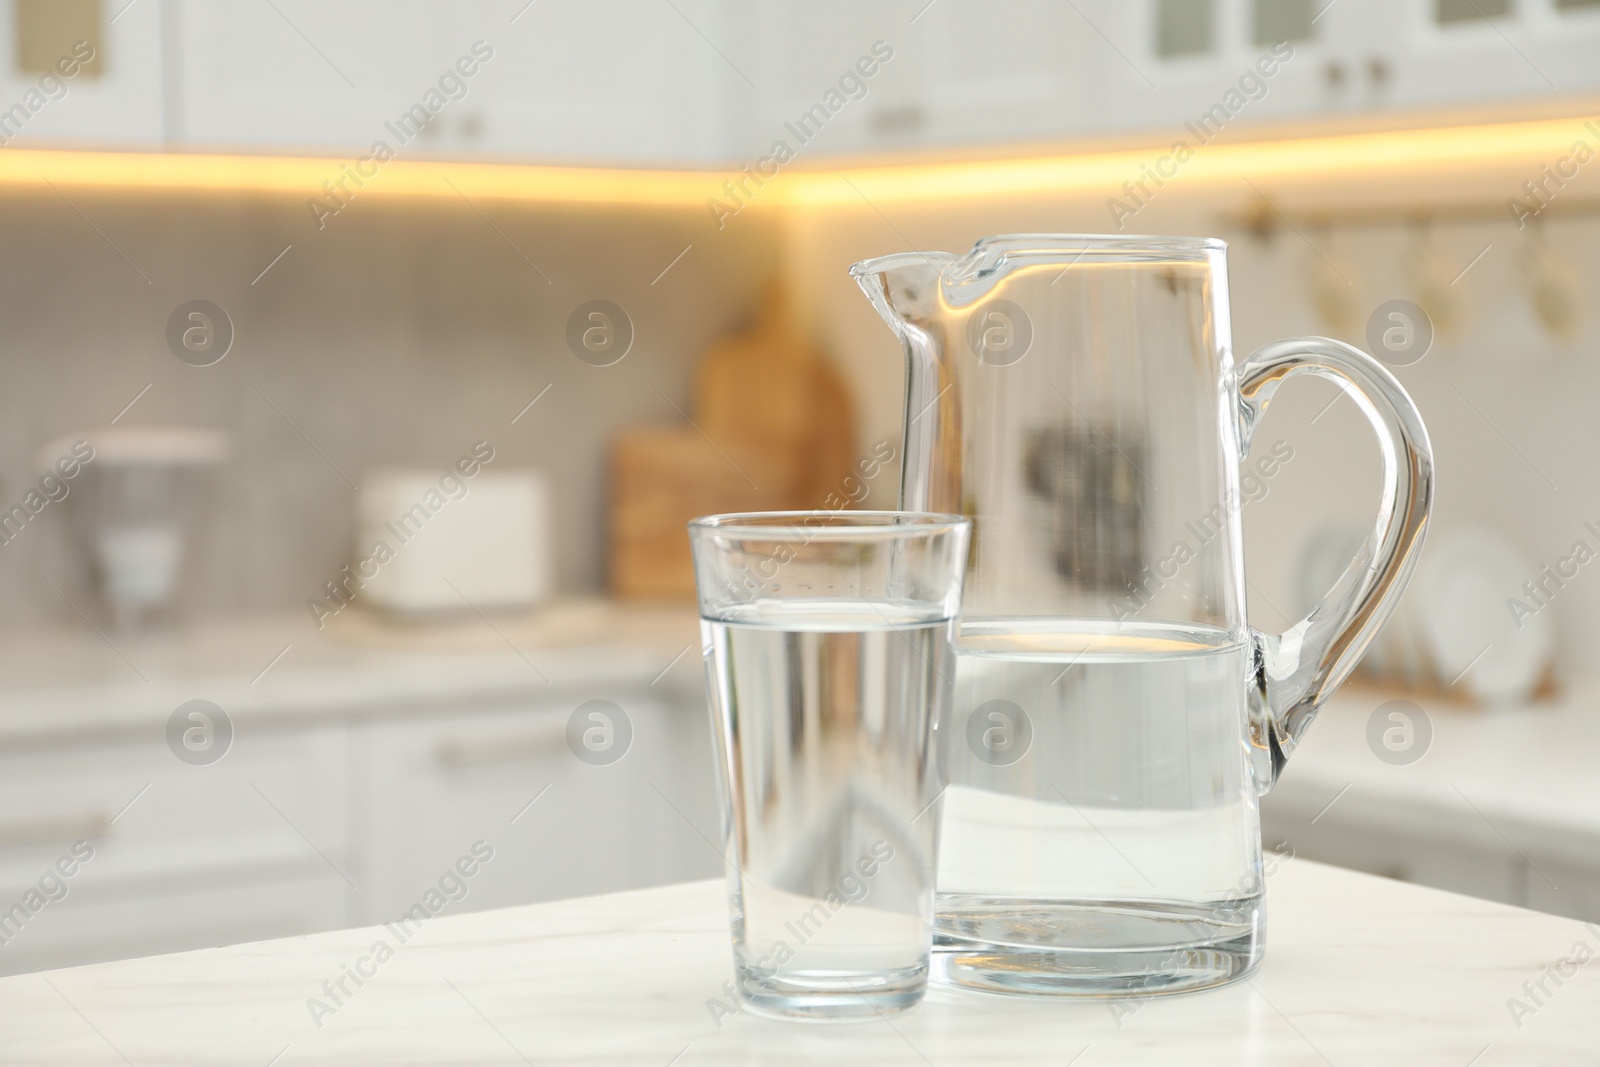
[1072,0,1350,138]
[173,0,443,153]
[1372,0,1600,112]
[173,0,731,163]
[915,0,1088,150]
[719,0,917,160]
[0,0,163,147]
[451,0,730,163]
[722,0,1086,158]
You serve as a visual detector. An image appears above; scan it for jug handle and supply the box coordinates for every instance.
[1235,337,1434,793]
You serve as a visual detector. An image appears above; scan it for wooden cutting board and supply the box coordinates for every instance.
[609,284,857,599]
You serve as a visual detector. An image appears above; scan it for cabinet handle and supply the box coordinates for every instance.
[0,812,111,847]
[434,722,567,767]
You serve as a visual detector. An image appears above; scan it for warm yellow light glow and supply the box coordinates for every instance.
[0,148,721,206]
[0,116,1587,208]
[786,118,1590,207]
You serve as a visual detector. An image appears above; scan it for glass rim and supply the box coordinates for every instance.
[688,509,969,539]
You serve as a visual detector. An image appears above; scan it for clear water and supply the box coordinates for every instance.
[934,619,1265,994]
[703,599,955,1018]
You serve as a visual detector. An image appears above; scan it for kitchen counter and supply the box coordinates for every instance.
[1263,681,1600,916]
[2,860,1593,1065]
[1270,682,1600,862]
[0,598,703,745]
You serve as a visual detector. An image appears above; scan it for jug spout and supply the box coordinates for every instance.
[849,251,958,333]
[850,251,961,514]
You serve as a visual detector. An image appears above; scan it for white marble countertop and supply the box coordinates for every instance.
[1,859,1593,1065]
[1266,681,1600,871]
[0,599,703,744]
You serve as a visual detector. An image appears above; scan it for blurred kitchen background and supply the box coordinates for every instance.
[2,0,1600,974]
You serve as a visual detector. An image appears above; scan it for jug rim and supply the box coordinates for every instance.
[849,233,1226,280]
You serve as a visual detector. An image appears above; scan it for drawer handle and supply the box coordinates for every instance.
[0,812,111,847]
[435,723,567,767]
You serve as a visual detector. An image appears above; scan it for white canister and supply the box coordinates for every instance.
[355,468,550,615]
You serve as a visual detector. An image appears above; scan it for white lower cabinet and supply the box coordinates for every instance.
[352,685,718,926]
[1259,811,1526,905]
[362,695,651,920]
[1524,863,1600,925]
[1260,801,1600,923]
[0,682,719,975]
[0,873,350,976]
[0,721,352,976]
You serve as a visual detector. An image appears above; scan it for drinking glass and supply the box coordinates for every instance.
[689,511,971,1020]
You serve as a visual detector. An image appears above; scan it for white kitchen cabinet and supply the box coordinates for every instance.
[358,698,638,920]
[1068,0,1198,139]
[890,0,1600,153]
[451,0,729,163]
[722,0,1340,155]
[0,605,718,976]
[0,651,716,976]
[720,0,1088,159]
[0,720,353,976]
[1061,0,1395,138]
[629,687,723,887]
[1365,0,1600,113]
[173,0,730,162]
[0,872,349,976]
[1250,684,1600,926]
[1264,798,1600,926]
[902,0,1088,151]
[0,697,717,974]
[9,1,1600,161]
[1094,0,1600,137]
[1259,807,1527,906]
[171,0,444,152]
[720,2,925,159]
[1523,861,1600,924]
[0,0,163,148]
[357,689,718,925]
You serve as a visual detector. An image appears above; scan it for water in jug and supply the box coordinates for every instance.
[851,234,1432,996]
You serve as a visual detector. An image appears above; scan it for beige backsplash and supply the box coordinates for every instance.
[6,176,1599,685]
[0,189,777,625]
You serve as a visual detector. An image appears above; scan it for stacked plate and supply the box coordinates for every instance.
[1296,523,1553,706]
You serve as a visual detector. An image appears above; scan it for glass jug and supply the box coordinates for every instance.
[851,235,1432,996]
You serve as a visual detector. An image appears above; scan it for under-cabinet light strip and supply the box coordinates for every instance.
[0,115,1587,208]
